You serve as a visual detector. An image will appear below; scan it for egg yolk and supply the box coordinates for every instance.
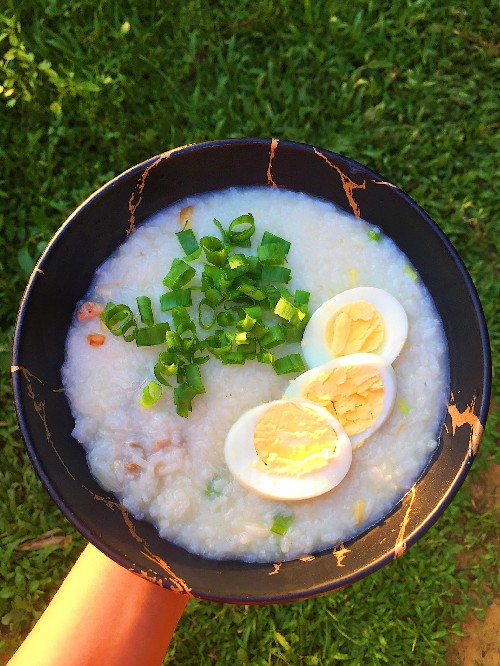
[254,403,338,476]
[325,301,384,357]
[302,365,384,436]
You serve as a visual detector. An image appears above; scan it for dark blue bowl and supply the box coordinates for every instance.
[12,139,491,603]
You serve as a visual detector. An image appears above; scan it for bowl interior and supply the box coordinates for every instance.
[12,139,490,603]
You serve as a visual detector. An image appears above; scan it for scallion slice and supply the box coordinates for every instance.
[200,236,228,266]
[160,288,192,311]
[163,258,195,289]
[274,296,306,326]
[257,351,274,364]
[227,213,255,245]
[270,513,293,536]
[217,311,237,327]
[135,322,171,347]
[174,384,200,418]
[368,228,381,242]
[257,242,287,265]
[294,290,310,306]
[136,296,154,326]
[140,381,163,409]
[272,353,305,375]
[198,298,217,330]
[157,351,179,376]
[220,351,246,365]
[184,363,206,393]
[101,304,136,336]
[261,230,291,253]
[176,228,200,257]
[237,283,267,301]
[261,265,291,283]
[260,324,286,349]
[172,307,196,334]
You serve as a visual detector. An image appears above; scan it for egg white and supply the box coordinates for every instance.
[224,399,352,501]
[284,353,397,449]
[301,287,408,368]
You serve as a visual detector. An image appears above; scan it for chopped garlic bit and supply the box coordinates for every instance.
[179,205,194,228]
[354,499,365,525]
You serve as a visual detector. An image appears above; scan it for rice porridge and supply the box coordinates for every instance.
[62,187,449,562]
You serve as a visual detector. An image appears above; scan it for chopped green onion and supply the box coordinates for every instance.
[173,384,200,418]
[154,362,174,386]
[257,351,274,364]
[284,316,310,342]
[243,305,263,319]
[227,253,248,270]
[237,283,267,301]
[274,297,306,326]
[294,290,310,306]
[198,298,217,330]
[140,381,163,409]
[176,228,200,257]
[214,214,255,247]
[184,363,205,393]
[165,330,182,352]
[261,231,291,254]
[260,324,286,349]
[181,332,197,356]
[234,331,249,345]
[237,313,257,332]
[101,304,136,336]
[135,322,170,347]
[200,236,228,266]
[172,307,196,334]
[217,311,237,327]
[261,284,282,309]
[136,296,154,326]
[220,351,246,365]
[368,228,381,242]
[261,265,291,283]
[122,321,138,343]
[397,398,411,414]
[163,258,195,289]
[227,213,255,245]
[156,351,179,376]
[272,353,305,375]
[270,513,293,536]
[205,478,223,499]
[193,353,210,365]
[213,218,229,243]
[160,288,192,311]
[203,287,224,306]
[404,264,418,281]
[257,242,287,265]
[102,220,310,416]
[204,330,232,358]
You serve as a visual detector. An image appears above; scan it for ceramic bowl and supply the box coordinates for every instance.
[12,139,490,603]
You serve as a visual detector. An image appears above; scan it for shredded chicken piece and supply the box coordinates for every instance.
[153,438,170,452]
[124,462,142,474]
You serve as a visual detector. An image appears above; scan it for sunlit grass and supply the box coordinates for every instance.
[1,1,498,663]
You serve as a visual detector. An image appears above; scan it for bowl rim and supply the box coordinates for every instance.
[12,138,491,603]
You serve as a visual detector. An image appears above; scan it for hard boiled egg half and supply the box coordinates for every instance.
[224,399,352,501]
[284,353,397,449]
[301,287,408,368]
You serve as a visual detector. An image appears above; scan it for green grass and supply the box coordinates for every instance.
[1,1,498,663]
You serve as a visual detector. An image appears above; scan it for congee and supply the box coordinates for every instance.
[62,187,449,562]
